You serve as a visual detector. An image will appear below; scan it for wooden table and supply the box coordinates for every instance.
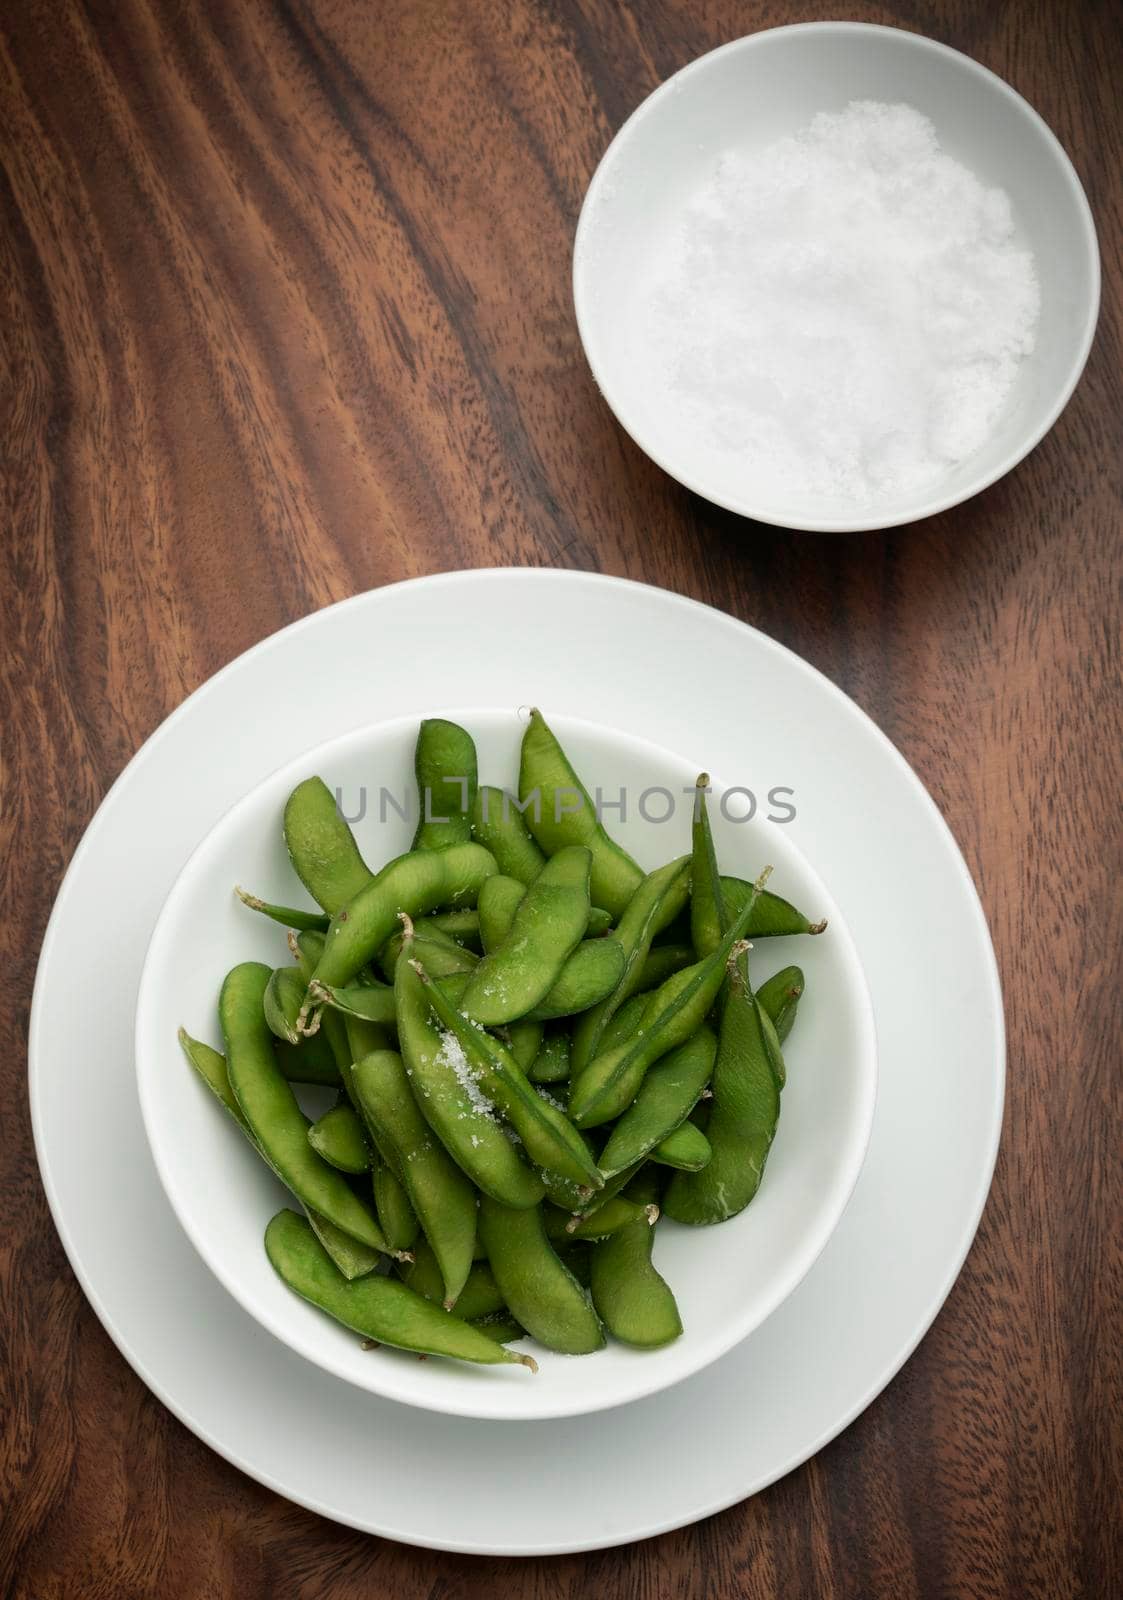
[3,2,1119,1593]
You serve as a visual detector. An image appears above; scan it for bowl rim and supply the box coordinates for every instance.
[572,20,1102,534]
[135,705,878,1421]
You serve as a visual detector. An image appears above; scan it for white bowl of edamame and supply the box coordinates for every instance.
[137,708,876,1422]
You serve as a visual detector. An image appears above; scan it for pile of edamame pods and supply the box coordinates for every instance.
[180,710,825,1374]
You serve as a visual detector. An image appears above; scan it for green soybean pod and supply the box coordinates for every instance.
[570,855,692,1078]
[459,846,591,1026]
[305,1208,384,1281]
[401,1241,506,1320]
[472,784,548,883]
[756,964,805,1045]
[472,1314,526,1345]
[420,969,603,1192]
[633,943,694,992]
[412,718,478,850]
[308,1103,371,1173]
[720,875,827,938]
[650,1120,713,1171]
[308,843,498,994]
[350,1049,477,1306]
[523,938,626,1021]
[568,870,769,1128]
[372,1162,419,1253]
[504,1018,545,1071]
[219,963,388,1250]
[689,775,726,958]
[283,776,374,914]
[235,885,330,932]
[528,1029,571,1084]
[265,1210,536,1370]
[477,874,527,953]
[518,708,643,919]
[663,947,781,1224]
[590,1215,682,1350]
[264,965,307,1045]
[307,978,398,1029]
[292,930,362,1106]
[544,1195,655,1242]
[378,919,478,982]
[394,943,545,1209]
[479,1196,605,1355]
[272,1033,342,1088]
[178,1030,382,1277]
[598,1025,718,1178]
[425,908,484,949]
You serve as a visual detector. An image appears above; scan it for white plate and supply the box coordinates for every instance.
[574,23,1100,531]
[137,710,876,1420]
[30,569,1004,1554]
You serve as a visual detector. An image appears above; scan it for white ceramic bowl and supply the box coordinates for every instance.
[136,709,876,1421]
[573,22,1100,532]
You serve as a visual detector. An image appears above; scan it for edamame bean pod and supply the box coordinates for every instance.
[690,775,726,958]
[634,943,694,992]
[568,870,770,1128]
[528,1029,571,1084]
[412,718,478,850]
[663,948,781,1224]
[479,873,613,951]
[307,978,398,1029]
[308,842,498,994]
[590,1213,682,1349]
[394,942,545,1208]
[372,1161,419,1253]
[426,908,484,949]
[471,785,548,883]
[504,1018,544,1070]
[518,708,643,919]
[477,874,527,953]
[179,1031,382,1276]
[570,856,691,1077]
[273,1033,342,1087]
[419,968,603,1191]
[459,846,591,1026]
[235,885,329,932]
[473,1314,526,1345]
[598,1025,718,1177]
[523,937,626,1021]
[265,1210,535,1370]
[284,776,373,914]
[378,919,478,982]
[292,930,360,1103]
[305,1208,383,1280]
[308,1103,371,1173]
[650,1120,713,1171]
[264,965,307,1045]
[544,1195,656,1242]
[478,1197,605,1354]
[756,964,805,1045]
[721,876,827,938]
[401,1241,506,1320]
[219,963,388,1250]
[351,1049,477,1306]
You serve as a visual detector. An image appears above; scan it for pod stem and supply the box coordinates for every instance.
[235,885,266,911]
[808,918,828,935]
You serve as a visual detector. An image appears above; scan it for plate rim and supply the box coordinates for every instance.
[29,567,1005,1553]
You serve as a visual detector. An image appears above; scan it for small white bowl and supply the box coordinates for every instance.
[136,710,876,1421]
[573,22,1100,532]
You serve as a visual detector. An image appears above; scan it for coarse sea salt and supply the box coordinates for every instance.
[639,101,1040,506]
[436,1029,498,1123]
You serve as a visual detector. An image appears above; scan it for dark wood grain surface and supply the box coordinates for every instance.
[2,0,1120,1593]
